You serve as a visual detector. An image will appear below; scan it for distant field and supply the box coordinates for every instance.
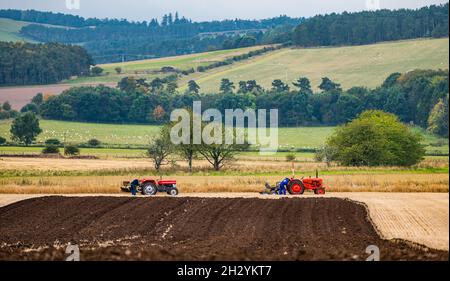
[66,46,270,85]
[0,119,160,146]
[0,119,448,155]
[78,38,448,92]
[0,83,108,110]
[187,38,449,92]
[101,46,267,72]
[0,18,76,43]
[1,38,448,110]
[0,119,331,147]
[0,18,35,42]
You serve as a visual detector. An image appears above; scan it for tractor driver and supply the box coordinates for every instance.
[130,179,139,196]
[279,178,289,195]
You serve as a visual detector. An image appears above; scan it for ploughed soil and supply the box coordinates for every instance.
[0,197,447,261]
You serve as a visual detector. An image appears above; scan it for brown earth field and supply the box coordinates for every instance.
[0,196,447,261]
[0,83,115,110]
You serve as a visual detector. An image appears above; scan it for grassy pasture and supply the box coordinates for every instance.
[0,18,35,42]
[0,119,448,156]
[1,38,448,111]
[100,46,267,73]
[0,119,160,146]
[187,38,449,92]
[62,38,448,89]
[65,46,269,84]
[0,18,73,43]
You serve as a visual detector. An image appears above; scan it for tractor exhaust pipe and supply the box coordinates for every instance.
[316,169,319,178]
[292,162,295,178]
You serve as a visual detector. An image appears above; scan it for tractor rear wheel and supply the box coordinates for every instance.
[142,183,158,196]
[288,180,305,195]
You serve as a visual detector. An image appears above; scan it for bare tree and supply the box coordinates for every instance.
[198,127,249,171]
[147,126,173,172]
[177,143,198,174]
[314,146,337,167]
[170,109,199,174]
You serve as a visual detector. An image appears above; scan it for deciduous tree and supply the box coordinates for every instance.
[10,112,42,146]
[220,79,235,94]
[428,95,449,137]
[325,110,425,166]
[147,126,174,172]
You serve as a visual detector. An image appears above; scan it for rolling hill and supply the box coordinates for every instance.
[1,38,448,110]
[84,38,449,91]
[181,38,449,92]
[0,17,76,43]
[0,18,36,42]
[66,45,271,84]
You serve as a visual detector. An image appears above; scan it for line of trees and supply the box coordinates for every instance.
[0,101,19,120]
[1,9,301,63]
[2,109,430,168]
[293,3,449,47]
[196,45,283,72]
[0,42,93,85]
[1,4,447,64]
[0,9,301,30]
[22,69,448,138]
[148,122,249,172]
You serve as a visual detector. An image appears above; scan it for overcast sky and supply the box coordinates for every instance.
[0,0,447,22]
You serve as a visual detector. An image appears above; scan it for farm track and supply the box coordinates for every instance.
[0,196,447,261]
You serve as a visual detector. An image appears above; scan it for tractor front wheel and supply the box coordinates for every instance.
[288,180,305,195]
[167,188,179,196]
[314,188,326,195]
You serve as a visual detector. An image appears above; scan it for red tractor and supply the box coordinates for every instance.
[288,176,326,195]
[121,178,178,196]
[261,170,326,195]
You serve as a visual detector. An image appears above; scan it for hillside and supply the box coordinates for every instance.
[0,18,75,42]
[183,38,449,92]
[87,38,449,91]
[1,38,447,110]
[67,45,272,84]
[0,18,35,42]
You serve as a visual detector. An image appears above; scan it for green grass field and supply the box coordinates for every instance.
[0,119,160,146]
[1,18,448,93]
[0,18,78,43]
[65,46,270,85]
[0,18,36,42]
[0,146,148,158]
[68,38,450,92]
[0,119,448,155]
[101,46,267,73]
[0,119,331,147]
[187,38,449,92]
